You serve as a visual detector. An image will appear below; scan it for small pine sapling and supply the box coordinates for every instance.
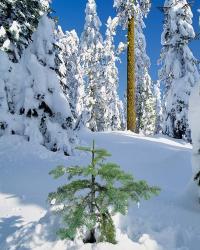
[48,140,160,244]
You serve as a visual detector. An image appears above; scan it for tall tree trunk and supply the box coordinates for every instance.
[127,16,136,132]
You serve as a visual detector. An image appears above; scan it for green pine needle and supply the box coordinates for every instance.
[48,140,160,244]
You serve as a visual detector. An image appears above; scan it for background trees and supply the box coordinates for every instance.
[0,0,49,62]
[114,0,136,132]
[0,4,76,155]
[159,0,200,141]
[134,1,155,135]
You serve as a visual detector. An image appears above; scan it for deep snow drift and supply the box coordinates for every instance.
[0,130,199,250]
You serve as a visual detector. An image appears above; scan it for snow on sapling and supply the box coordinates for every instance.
[48,140,160,244]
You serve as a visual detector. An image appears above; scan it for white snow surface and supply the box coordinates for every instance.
[0,130,199,250]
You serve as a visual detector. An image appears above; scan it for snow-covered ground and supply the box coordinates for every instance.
[0,130,199,250]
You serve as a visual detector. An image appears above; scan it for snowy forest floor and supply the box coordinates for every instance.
[0,130,200,250]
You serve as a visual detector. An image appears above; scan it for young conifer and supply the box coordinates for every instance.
[49,140,160,244]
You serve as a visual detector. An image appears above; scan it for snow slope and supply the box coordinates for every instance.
[0,130,199,250]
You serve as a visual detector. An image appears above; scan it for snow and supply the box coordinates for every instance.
[1,130,199,250]
[189,83,200,185]
[159,0,200,141]
[9,21,21,41]
[79,0,124,131]
[0,15,75,156]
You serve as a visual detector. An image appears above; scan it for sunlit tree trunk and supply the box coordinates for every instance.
[127,16,136,132]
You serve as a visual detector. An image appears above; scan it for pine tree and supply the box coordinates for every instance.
[114,0,151,132]
[0,0,49,62]
[49,140,160,243]
[189,8,200,196]
[159,0,200,141]
[114,0,136,132]
[189,82,200,193]
[103,17,125,131]
[154,81,163,134]
[0,14,75,155]
[135,1,155,135]
[56,27,85,121]
[0,51,12,135]
[80,0,110,132]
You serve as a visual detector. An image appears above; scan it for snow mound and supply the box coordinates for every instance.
[5,212,162,250]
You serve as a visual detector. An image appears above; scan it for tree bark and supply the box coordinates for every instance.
[127,16,136,132]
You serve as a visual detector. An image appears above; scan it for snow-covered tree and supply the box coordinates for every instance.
[114,0,151,27]
[56,27,85,121]
[114,0,151,132]
[159,0,200,141]
[189,83,200,197]
[154,81,163,134]
[80,0,110,132]
[0,15,75,155]
[102,17,125,131]
[134,1,155,135]
[188,7,200,197]
[0,0,49,62]
[114,0,136,132]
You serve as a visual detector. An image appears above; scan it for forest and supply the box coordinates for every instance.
[0,0,200,250]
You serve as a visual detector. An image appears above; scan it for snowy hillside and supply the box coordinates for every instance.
[0,130,199,250]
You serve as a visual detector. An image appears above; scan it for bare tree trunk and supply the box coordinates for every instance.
[127,16,136,132]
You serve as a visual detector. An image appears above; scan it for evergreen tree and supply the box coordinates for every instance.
[0,51,12,136]
[139,73,156,135]
[49,140,160,243]
[154,81,163,134]
[80,0,106,131]
[56,27,85,121]
[189,82,200,195]
[0,14,75,155]
[0,0,49,62]
[114,0,136,132]
[103,17,125,131]
[80,0,110,132]
[159,0,200,141]
[189,7,200,196]
[135,1,155,135]
[114,0,151,132]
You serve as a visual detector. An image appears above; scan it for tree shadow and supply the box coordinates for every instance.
[0,216,23,245]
